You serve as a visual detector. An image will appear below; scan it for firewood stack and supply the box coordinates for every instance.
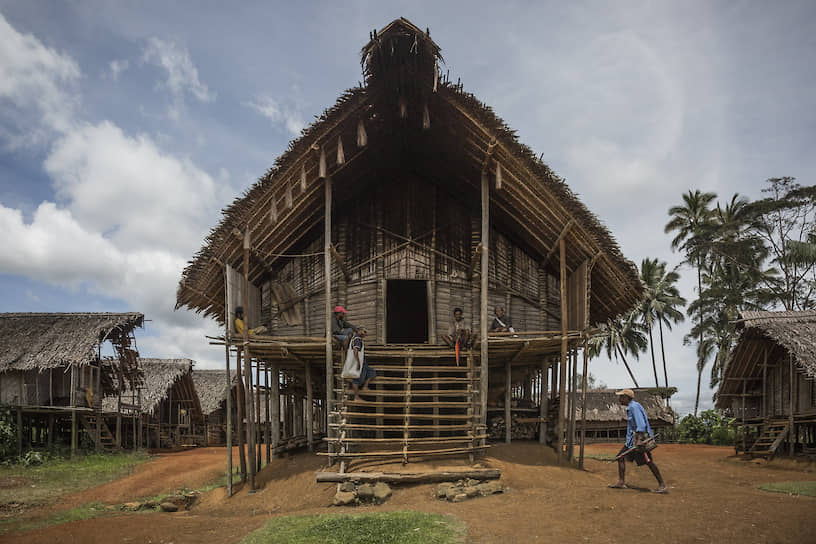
[488,413,538,440]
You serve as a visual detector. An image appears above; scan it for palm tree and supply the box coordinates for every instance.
[588,314,647,388]
[637,259,686,395]
[665,190,716,416]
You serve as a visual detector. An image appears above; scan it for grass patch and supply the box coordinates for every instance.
[583,453,617,461]
[0,451,150,507]
[758,481,816,497]
[240,511,464,544]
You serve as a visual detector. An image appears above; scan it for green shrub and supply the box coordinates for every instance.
[0,406,16,461]
[676,410,734,445]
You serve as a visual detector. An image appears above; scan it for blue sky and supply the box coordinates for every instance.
[1,1,814,416]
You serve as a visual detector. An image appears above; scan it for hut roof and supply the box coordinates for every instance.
[0,312,144,372]
[175,18,642,327]
[577,389,675,425]
[716,310,816,406]
[191,369,237,415]
[103,358,199,416]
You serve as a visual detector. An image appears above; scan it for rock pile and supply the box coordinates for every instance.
[333,481,393,506]
[436,479,504,502]
[120,491,200,513]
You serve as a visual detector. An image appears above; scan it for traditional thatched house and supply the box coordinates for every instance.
[576,389,675,442]
[175,18,643,487]
[0,312,144,454]
[716,310,816,457]
[192,369,237,445]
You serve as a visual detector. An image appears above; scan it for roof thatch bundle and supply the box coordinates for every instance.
[192,369,237,415]
[0,312,144,372]
[716,310,816,405]
[175,18,642,326]
[103,358,199,416]
[577,389,675,425]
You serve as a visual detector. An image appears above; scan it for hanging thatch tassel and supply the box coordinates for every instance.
[300,163,307,192]
[357,119,367,147]
[319,148,327,178]
[433,60,438,93]
[336,136,345,165]
[269,199,278,224]
[399,98,407,119]
[285,181,293,208]
[422,104,431,130]
[495,161,503,190]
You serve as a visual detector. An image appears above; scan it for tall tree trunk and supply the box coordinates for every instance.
[658,318,670,407]
[695,259,703,417]
[615,345,639,388]
[648,323,659,388]
[694,363,702,418]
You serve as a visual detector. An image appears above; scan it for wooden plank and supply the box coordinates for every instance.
[316,468,500,484]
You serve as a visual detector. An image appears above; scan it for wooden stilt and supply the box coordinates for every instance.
[47,414,54,449]
[579,339,589,469]
[505,358,511,444]
[224,306,233,497]
[558,237,568,464]
[242,231,257,492]
[16,408,23,456]
[568,349,577,462]
[255,359,262,471]
[236,349,247,481]
[265,366,271,463]
[271,364,280,457]
[479,169,489,453]
[306,362,314,451]
[70,364,77,457]
[539,359,548,444]
[324,175,334,465]
[789,353,795,457]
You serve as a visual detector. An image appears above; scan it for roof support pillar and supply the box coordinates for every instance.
[223,274,233,496]
[558,237,568,464]
[479,169,489,454]
[242,230,257,492]
[578,337,589,469]
[324,175,335,465]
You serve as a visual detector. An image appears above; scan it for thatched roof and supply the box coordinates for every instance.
[103,358,200,417]
[716,310,816,406]
[175,17,642,327]
[577,389,675,425]
[0,312,144,372]
[192,369,237,415]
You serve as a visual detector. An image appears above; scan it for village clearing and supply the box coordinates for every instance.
[1,443,815,543]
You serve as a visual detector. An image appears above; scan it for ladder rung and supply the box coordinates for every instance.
[340,411,478,420]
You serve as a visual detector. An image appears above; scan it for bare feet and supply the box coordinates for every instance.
[607,482,628,489]
[652,485,668,494]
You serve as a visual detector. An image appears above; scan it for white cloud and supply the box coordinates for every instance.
[143,36,214,118]
[245,94,305,136]
[108,59,129,80]
[0,11,80,146]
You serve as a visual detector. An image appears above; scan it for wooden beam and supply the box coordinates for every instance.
[579,338,589,469]
[480,169,490,454]
[330,244,351,282]
[543,219,576,265]
[242,230,257,492]
[316,468,501,484]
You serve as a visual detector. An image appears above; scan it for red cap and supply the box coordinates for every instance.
[333,305,347,314]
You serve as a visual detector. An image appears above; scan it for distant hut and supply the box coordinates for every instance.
[576,389,675,443]
[105,359,203,449]
[716,310,816,457]
[175,18,643,486]
[0,312,144,454]
[192,369,237,445]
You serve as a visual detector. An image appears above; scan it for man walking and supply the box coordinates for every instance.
[608,388,667,494]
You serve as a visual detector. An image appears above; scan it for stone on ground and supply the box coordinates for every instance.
[339,481,356,493]
[372,482,392,503]
[356,483,375,501]
[159,502,179,512]
[333,491,357,506]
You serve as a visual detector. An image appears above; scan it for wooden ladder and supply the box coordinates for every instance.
[749,419,790,458]
[79,414,119,452]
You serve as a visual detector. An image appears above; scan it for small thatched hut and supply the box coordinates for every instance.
[576,389,675,442]
[0,312,144,454]
[191,369,237,445]
[716,310,816,457]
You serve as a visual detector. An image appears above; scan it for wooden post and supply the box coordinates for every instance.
[568,349,578,463]
[306,362,314,451]
[265,367,271,464]
[255,360,262,471]
[324,175,335,464]
[505,358,511,444]
[49,369,53,406]
[70,364,77,457]
[789,353,795,457]
[762,347,767,419]
[47,414,54,449]
[539,359,548,444]
[557,238,568,464]
[271,364,280,457]
[95,346,102,452]
[479,170,489,450]
[224,317,233,497]
[16,408,23,456]
[236,350,247,480]
[243,231,257,492]
[579,339,589,469]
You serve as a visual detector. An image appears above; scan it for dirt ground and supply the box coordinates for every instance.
[5,443,816,544]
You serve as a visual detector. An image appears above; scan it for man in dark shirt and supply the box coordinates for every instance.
[331,305,356,346]
[489,306,514,333]
[441,307,471,348]
[608,388,667,493]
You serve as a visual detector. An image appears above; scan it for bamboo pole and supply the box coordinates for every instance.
[96,345,102,452]
[265,366,271,464]
[539,359,548,444]
[236,349,247,480]
[224,331,233,497]
[505,357,511,444]
[306,362,314,451]
[480,169,489,453]
[271,364,280,458]
[568,349,578,463]
[243,231,257,492]
[579,339,588,469]
[789,352,794,457]
[557,238,568,464]
[255,359,261,471]
[70,364,77,457]
[762,347,767,419]
[324,175,334,465]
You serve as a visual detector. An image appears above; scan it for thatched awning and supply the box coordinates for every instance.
[103,358,201,417]
[192,369,236,415]
[0,312,144,372]
[577,389,674,425]
[175,17,642,327]
[716,310,816,407]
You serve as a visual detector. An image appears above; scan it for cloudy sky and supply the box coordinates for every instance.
[1,2,814,416]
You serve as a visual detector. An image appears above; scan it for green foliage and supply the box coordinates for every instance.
[677,410,734,445]
[240,512,465,544]
[0,405,17,461]
[758,481,816,497]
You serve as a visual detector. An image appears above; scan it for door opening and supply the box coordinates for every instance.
[386,280,429,344]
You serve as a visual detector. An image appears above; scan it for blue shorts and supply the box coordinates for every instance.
[352,360,376,386]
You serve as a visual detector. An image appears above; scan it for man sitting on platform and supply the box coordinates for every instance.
[332,305,357,347]
[349,326,375,401]
[233,306,267,337]
[441,307,472,348]
[489,306,515,333]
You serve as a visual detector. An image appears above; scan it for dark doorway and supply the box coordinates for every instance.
[386,280,429,343]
